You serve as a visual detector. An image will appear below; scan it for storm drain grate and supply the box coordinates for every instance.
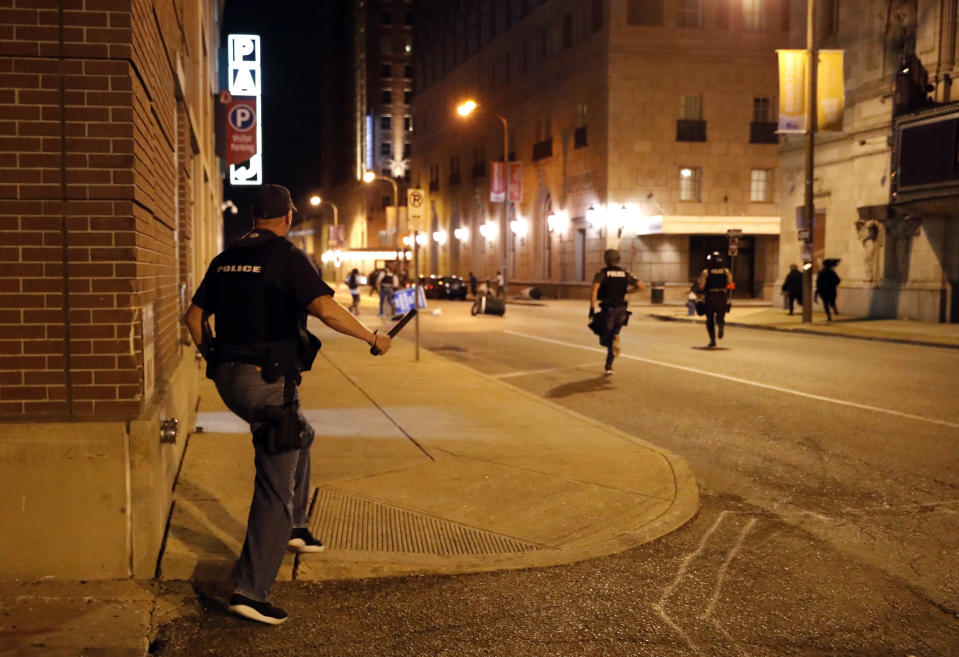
[309,487,543,555]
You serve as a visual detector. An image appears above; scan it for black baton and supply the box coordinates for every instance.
[370,308,417,355]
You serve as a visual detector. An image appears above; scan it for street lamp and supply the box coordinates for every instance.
[363,170,399,249]
[456,98,510,299]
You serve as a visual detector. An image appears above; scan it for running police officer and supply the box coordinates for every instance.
[590,249,644,374]
[696,251,734,348]
[183,184,392,625]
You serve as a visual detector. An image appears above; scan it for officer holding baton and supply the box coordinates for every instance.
[183,184,392,625]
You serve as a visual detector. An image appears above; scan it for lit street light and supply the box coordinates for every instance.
[456,98,510,300]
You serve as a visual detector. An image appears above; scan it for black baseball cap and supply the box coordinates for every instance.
[252,184,297,219]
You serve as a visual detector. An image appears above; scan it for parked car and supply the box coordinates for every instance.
[417,275,468,300]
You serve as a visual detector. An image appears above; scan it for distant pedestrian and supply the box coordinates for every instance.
[376,266,398,317]
[686,283,698,316]
[696,251,734,348]
[495,270,505,297]
[183,184,392,625]
[589,249,643,375]
[346,268,361,315]
[816,258,841,321]
[469,271,477,297]
[781,264,803,315]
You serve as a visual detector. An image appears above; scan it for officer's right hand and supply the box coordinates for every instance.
[588,307,595,319]
[370,333,392,356]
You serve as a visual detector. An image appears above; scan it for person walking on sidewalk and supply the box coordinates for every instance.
[781,264,803,315]
[347,268,361,315]
[183,184,392,626]
[589,249,643,375]
[376,266,398,317]
[696,251,734,348]
[816,258,841,321]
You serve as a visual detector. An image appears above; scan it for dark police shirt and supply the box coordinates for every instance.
[592,266,638,308]
[192,229,333,347]
[701,268,731,291]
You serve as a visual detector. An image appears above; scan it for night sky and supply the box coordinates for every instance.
[220,0,343,240]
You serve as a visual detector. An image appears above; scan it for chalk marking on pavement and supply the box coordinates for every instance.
[653,511,729,657]
[701,517,757,620]
[504,330,959,430]
[493,364,595,379]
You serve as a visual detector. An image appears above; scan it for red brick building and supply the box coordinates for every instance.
[0,0,223,578]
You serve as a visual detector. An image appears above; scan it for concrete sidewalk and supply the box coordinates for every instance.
[159,325,698,585]
[648,304,959,348]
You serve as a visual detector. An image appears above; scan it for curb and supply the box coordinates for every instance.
[649,314,959,350]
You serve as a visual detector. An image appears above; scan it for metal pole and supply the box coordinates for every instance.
[414,232,420,362]
[501,115,509,300]
[802,0,817,323]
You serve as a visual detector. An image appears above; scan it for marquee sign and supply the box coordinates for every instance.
[227,34,263,185]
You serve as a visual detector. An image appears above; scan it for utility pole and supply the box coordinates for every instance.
[802,0,817,323]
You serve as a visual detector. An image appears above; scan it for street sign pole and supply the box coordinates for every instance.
[407,189,426,362]
[802,0,817,324]
[414,232,420,362]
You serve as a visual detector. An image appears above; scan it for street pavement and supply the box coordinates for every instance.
[2,294,958,656]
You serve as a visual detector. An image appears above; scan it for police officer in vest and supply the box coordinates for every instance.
[590,249,644,374]
[183,184,392,625]
[696,251,734,348]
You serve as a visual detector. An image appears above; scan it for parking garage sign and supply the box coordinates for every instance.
[227,34,262,185]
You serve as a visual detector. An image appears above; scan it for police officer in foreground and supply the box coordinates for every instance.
[696,251,735,348]
[590,249,644,374]
[183,184,392,625]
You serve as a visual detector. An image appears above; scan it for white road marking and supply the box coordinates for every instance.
[504,330,959,430]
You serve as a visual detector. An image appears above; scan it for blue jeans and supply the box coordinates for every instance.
[213,362,313,601]
[379,285,395,316]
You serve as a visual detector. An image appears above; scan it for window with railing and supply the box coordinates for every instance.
[677,94,706,141]
[743,0,767,31]
[750,97,778,143]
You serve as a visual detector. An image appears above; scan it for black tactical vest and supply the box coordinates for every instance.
[598,267,630,307]
[210,232,305,360]
[704,268,729,291]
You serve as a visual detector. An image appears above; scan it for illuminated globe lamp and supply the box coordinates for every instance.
[453,227,470,242]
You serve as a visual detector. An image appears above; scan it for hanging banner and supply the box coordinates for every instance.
[777,49,845,134]
[225,98,258,165]
[817,50,845,132]
[490,162,506,202]
[777,49,807,134]
[508,162,523,202]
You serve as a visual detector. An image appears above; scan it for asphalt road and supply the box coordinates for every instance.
[155,299,959,656]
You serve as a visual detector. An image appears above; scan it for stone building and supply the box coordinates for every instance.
[0,0,224,578]
[410,0,789,300]
[779,0,959,322]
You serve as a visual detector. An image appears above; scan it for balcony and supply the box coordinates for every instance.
[676,119,706,142]
[428,180,439,192]
[471,161,488,179]
[749,121,778,144]
[448,171,461,186]
[532,138,553,161]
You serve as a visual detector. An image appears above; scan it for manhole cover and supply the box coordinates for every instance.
[309,487,542,555]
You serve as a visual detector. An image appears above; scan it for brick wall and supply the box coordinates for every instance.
[0,0,221,421]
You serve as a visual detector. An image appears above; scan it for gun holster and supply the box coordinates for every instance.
[253,376,314,454]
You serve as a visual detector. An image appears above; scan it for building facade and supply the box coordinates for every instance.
[0,0,224,578]
[312,0,415,283]
[410,0,789,300]
[779,0,959,322]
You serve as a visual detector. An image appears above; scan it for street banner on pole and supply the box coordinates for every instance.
[407,188,426,232]
[778,49,845,134]
[508,162,523,202]
[490,162,506,202]
[393,287,426,314]
[817,50,845,132]
[777,49,808,133]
